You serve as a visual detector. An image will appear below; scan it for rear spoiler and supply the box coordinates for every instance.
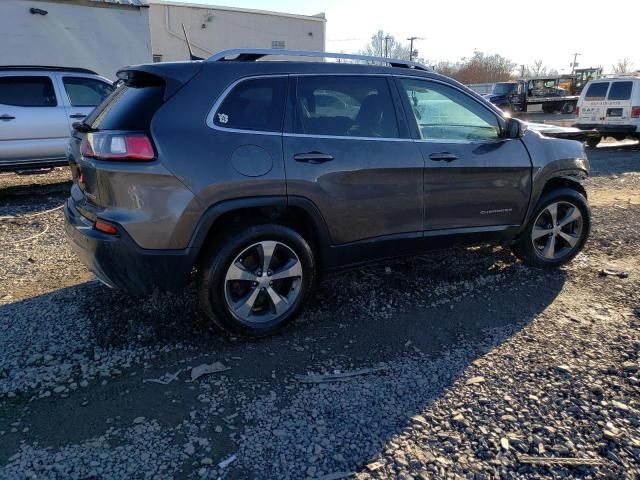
[116,62,203,100]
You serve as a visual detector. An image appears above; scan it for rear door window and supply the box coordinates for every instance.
[584,82,609,100]
[214,77,287,132]
[63,77,114,107]
[294,76,399,138]
[0,76,57,107]
[607,81,633,101]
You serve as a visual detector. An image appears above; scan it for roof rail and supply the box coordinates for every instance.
[0,65,99,75]
[206,49,431,72]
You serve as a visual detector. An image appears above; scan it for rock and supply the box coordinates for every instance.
[133,417,145,424]
[556,365,572,374]
[622,362,638,373]
[465,376,486,386]
[611,400,631,412]
[500,438,510,450]
[53,386,65,394]
[501,415,517,423]
[184,443,195,456]
[306,466,317,477]
[366,461,384,471]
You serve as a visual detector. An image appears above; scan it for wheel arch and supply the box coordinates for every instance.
[188,195,332,271]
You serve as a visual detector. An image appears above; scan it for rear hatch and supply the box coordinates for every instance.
[577,80,635,125]
[68,62,201,211]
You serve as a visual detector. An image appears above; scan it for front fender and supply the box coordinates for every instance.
[518,130,589,235]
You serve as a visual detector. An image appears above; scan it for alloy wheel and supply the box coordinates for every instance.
[531,201,584,261]
[223,240,303,325]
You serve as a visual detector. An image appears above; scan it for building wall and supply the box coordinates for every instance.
[149,1,326,62]
[0,0,151,79]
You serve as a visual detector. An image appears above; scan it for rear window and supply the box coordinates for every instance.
[0,76,57,107]
[607,81,633,101]
[585,82,609,100]
[214,77,287,132]
[86,83,165,130]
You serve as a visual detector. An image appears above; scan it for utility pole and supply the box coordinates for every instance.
[570,52,581,75]
[384,35,391,58]
[520,64,526,79]
[407,36,423,61]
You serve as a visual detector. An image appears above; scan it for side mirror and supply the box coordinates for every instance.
[505,118,526,138]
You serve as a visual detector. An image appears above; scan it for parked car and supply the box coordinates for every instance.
[64,49,591,337]
[0,66,113,171]
[575,76,640,147]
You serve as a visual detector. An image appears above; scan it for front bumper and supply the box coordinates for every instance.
[64,198,194,295]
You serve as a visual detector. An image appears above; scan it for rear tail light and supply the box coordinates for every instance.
[81,132,155,161]
[632,106,640,118]
[94,219,118,235]
[575,106,580,116]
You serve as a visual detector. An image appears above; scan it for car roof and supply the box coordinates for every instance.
[0,65,98,75]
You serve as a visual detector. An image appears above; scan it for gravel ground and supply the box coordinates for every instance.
[0,144,639,479]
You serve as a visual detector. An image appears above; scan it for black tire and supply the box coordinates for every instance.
[585,136,601,148]
[197,224,316,337]
[561,102,575,114]
[542,104,555,114]
[512,188,590,269]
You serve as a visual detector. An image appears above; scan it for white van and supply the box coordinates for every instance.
[575,76,640,147]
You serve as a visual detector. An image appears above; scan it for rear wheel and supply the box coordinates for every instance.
[512,188,590,269]
[561,102,576,114]
[585,136,601,148]
[197,224,315,337]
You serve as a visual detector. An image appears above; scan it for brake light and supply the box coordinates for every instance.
[81,132,155,161]
[95,220,118,235]
[575,106,580,116]
[632,106,640,118]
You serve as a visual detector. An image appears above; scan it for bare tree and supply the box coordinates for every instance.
[612,58,634,75]
[360,30,410,59]
[527,59,547,77]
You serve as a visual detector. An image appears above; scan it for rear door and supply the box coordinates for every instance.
[283,74,424,252]
[395,77,531,235]
[57,75,114,126]
[602,80,634,126]
[577,81,610,125]
[0,74,69,165]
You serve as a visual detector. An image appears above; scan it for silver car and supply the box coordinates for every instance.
[0,66,113,171]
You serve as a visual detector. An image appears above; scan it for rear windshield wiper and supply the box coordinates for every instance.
[72,121,98,133]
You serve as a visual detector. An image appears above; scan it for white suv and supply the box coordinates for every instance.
[0,66,113,171]
[575,76,640,147]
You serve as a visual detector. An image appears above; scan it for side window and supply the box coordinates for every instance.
[399,78,500,141]
[294,76,399,138]
[0,76,57,107]
[63,77,114,107]
[214,77,287,132]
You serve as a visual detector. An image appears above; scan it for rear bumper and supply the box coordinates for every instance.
[64,198,194,295]
[574,124,638,135]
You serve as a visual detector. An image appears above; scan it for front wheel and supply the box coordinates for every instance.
[585,136,601,148]
[512,188,590,269]
[197,224,315,337]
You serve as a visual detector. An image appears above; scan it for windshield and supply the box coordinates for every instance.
[492,83,516,95]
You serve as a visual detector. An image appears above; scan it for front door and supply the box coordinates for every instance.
[283,75,424,255]
[395,77,532,234]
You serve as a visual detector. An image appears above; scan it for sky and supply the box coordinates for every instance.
[169,0,640,74]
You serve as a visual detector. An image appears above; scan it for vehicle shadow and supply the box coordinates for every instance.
[0,245,567,477]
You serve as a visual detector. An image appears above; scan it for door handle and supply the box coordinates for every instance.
[294,152,334,164]
[0,114,15,121]
[69,113,86,119]
[429,152,459,162]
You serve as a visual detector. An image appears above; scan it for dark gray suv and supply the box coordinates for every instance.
[64,49,591,337]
